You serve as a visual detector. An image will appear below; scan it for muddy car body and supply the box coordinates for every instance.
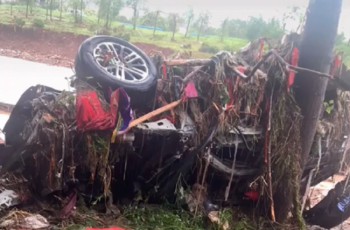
[1,36,350,228]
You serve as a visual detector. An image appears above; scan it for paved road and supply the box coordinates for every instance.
[0,56,73,129]
[0,56,73,104]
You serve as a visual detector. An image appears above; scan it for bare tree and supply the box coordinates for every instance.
[152,10,160,36]
[184,8,194,38]
[46,0,49,20]
[59,0,63,20]
[220,18,228,42]
[127,0,140,30]
[25,0,31,18]
[169,13,177,41]
[49,0,53,20]
[196,12,210,42]
[80,0,83,22]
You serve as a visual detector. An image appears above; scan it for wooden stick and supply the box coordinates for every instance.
[271,50,334,79]
[266,86,276,222]
[248,49,334,79]
[128,99,182,128]
[111,99,182,143]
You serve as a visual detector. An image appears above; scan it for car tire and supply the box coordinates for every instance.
[75,36,157,92]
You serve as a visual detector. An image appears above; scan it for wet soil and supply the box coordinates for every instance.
[0,24,174,68]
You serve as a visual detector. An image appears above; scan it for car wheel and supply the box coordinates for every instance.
[75,36,157,92]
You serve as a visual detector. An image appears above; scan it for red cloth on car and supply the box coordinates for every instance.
[76,88,131,132]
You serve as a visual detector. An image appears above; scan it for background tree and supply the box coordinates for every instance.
[97,0,105,24]
[336,32,346,45]
[80,0,83,22]
[152,10,159,36]
[98,0,123,28]
[49,0,53,20]
[195,11,210,41]
[10,0,15,15]
[245,17,265,41]
[69,0,82,23]
[127,0,140,30]
[45,0,49,20]
[220,18,228,42]
[139,10,167,31]
[184,8,194,38]
[168,13,178,41]
[59,0,64,20]
[226,19,247,38]
[25,0,32,18]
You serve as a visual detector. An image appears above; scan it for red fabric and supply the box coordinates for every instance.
[184,81,198,99]
[244,191,259,202]
[331,54,342,77]
[236,65,247,74]
[162,63,167,80]
[76,90,121,131]
[288,48,299,92]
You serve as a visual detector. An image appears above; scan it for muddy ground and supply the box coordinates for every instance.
[0,24,174,68]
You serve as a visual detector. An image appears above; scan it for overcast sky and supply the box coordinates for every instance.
[120,0,350,38]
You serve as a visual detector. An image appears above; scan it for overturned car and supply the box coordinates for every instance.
[1,36,350,229]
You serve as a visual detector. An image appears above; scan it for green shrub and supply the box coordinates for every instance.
[88,23,99,33]
[95,28,111,35]
[112,25,131,41]
[199,43,219,54]
[14,17,25,28]
[223,44,234,52]
[152,34,167,40]
[32,18,45,28]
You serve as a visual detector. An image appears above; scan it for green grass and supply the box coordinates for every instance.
[336,43,350,67]
[117,205,258,230]
[0,4,248,58]
[1,4,349,64]
[120,205,206,230]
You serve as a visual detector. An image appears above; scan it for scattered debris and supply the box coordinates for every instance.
[1,35,350,229]
[0,211,50,229]
[0,189,20,211]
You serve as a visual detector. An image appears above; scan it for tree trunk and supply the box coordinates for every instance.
[104,0,111,29]
[46,0,49,20]
[132,5,137,30]
[49,0,53,21]
[220,19,227,42]
[152,11,159,37]
[59,0,63,21]
[97,0,103,25]
[171,15,176,41]
[184,15,192,38]
[80,0,83,23]
[25,0,29,18]
[74,4,78,23]
[197,20,203,42]
[274,0,342,223]
[10,3,13,15]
